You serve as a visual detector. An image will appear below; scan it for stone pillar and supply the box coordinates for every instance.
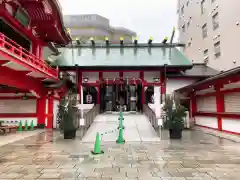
[154,86,161,118]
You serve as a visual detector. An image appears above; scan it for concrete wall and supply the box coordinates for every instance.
[178,0,240,71]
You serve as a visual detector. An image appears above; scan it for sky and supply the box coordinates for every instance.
[58,0,179,42]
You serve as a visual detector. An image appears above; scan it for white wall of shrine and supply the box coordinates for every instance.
[0,96,38,126]
[166,79,196,95]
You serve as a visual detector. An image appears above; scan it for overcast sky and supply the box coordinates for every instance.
[58,0,179,42]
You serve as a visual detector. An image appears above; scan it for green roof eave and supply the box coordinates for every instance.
[53,46,192,68]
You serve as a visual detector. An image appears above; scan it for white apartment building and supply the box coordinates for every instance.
[178,0,240,71]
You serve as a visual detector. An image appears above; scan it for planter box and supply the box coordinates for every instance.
[64,130,76,139]
[169,129,182,139]
[37,124,45,129]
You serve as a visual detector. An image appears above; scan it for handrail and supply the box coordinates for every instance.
[143,104,159,130]
[0,32,58,79]
[77,104,100,139]
[84,104,100,128]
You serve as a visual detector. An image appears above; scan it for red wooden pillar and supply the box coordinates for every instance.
[98,72,103,104]
[119,72,123,80]
[37,95,47,128]
[32,42,43,59]
[190,92,197,117]
[46,96,54,129]
[78,71,82,103]
[215,85,224,131]
[160,72,166,103]
[140,71,145,104]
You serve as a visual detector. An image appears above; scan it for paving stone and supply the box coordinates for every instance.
[39,173,61,178]
[0,173,24,179]
[2,130,240,179]
[22,173,41,179]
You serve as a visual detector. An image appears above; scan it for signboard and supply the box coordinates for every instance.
[86,94,92,104]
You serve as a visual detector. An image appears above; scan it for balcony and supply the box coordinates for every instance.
[0,32,58,81]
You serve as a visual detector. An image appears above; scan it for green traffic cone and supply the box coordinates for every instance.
[118,117,125,129]
[91,132,104,155]
[116,128,125,144]
[18,121,22,132]
[29,120,34,131]
[119,111,124,121]
[24,121,28,131]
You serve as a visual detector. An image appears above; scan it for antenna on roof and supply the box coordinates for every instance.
[170,26,175,44]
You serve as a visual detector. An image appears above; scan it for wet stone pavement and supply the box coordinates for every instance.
[0,130,240,179]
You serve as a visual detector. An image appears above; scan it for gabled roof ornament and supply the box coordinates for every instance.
[148,36,153,45]
[134,37,138,45]
[120,37,124,46]
[105,37,109,46]
[90,37,95,46]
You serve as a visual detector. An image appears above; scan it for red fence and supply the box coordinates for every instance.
[0,32,58,80]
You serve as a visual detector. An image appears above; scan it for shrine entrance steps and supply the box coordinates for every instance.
[81,113,161,142]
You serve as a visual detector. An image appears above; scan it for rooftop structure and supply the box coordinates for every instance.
[63,14,136,43]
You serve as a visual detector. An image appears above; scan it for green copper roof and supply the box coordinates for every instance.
[53,46,192,68]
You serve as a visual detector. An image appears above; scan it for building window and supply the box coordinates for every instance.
[214,41,221,58]
[181,5,184,15]
[212,12,219,30]
[182,24,186,33]
[203,49,209,63]
[202,23,208,38]
[201,0,206,14]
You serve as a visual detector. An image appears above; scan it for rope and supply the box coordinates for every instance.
[100,128,119,140]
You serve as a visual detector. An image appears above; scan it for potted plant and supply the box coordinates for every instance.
[63,102,77,139]
[58,91,78,139]
[164,95,186,139]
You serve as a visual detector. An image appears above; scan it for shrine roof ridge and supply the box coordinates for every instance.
[57,43,185,48]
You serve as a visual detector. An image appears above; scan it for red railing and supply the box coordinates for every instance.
[0,32,58,80]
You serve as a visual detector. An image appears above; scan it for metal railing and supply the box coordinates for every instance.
[143,104,159,131]
[78,104,100,139]
[0,32,58,80]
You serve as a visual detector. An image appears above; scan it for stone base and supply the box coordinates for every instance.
[64,130,76,139]
[169,129,182,139]
[37,124,45,129]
